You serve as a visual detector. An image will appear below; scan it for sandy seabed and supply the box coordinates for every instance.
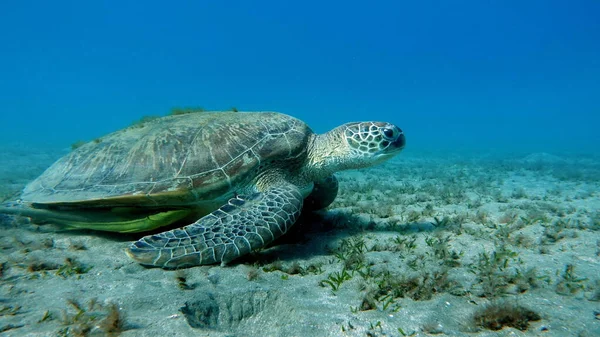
[1,145,599,337]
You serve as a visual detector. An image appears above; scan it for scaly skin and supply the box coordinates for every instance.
[127,183,303,268]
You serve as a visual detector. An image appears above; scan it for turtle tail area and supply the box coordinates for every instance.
[0,201,91,224]
[0,202,191,234]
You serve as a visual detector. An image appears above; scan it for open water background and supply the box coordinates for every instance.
[0,1,598,156]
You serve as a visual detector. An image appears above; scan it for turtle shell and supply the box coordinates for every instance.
[21,112,312,207]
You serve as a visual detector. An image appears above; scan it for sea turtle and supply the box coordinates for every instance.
[1,111,405,268]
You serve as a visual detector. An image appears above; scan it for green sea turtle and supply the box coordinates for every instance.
[1,111,405,268]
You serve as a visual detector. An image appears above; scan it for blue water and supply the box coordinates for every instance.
[0,0,599,155]
[2,3,600,335]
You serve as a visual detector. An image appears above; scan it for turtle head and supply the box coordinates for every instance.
[306,121,405,178]
[342,122,405,163]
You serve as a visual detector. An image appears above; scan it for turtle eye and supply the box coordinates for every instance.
[382,128,395,139]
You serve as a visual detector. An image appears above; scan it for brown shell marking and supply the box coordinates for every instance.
[22,112,312,206]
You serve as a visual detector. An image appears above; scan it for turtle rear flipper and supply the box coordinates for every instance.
[126,183,304,268]
[63,209,192,233]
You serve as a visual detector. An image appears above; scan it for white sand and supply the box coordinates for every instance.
[1,147,599,336]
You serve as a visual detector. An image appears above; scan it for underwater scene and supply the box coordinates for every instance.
[0,1,599,336]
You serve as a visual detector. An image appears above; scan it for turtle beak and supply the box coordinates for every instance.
[383,125,405,154]
[391,128,406,150]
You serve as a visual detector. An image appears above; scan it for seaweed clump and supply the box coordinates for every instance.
[71,140,87,150]
[57,298,126,336]
[170,106,206,115]
[472,302,541,331]
[175,270,196,290]
[129,115,161,128]
[55,258,92,278]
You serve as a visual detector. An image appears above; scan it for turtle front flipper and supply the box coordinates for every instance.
[126,183,303,268]
[303,175,338,211]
